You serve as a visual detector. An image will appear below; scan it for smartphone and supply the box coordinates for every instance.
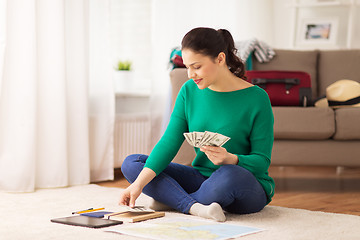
[51,215,123,228]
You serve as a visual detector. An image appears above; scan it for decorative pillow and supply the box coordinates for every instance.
[169,47,185,69]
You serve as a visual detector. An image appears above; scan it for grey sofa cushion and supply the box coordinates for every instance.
[318,50,360,97]
[272,140,360,166]
[333,108,360,140]
[252,49,318,98]
[273,107,335,140]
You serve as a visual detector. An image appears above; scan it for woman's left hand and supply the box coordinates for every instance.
[200,146,238,165]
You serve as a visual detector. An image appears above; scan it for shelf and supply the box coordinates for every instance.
[115,89,151,98]
[289,0,358,8]
[292,2,344,7]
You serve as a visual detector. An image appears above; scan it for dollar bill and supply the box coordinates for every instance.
[193,131,205,148]
[205,132,230,147]
[183,132,193,146]
[183,131,230,148]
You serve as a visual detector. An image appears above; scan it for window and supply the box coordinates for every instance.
[109,0,152,90]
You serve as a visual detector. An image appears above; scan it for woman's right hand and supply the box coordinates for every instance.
[118,167,157,207]
[119,167,157,207]
[119,183,143,207]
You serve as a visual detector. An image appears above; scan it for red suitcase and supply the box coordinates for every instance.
[246,70,312,106]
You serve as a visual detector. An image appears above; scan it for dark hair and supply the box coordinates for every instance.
[181,27,246,80]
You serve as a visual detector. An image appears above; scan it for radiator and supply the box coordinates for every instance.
[114,113,151,168]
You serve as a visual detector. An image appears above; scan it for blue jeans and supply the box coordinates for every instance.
[121,154,267,214]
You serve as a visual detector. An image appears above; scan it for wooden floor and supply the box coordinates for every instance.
[97,166,360,216]
[268,166,360,216]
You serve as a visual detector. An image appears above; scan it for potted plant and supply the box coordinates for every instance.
[116,60,132,71]
[113,60,133,92]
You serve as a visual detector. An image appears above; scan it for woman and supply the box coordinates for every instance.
[119,27,275,222]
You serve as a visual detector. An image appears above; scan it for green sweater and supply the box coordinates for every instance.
[144,80,275,203]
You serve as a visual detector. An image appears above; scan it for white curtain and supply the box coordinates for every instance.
[0,0,114,192]
[88,0,114,182]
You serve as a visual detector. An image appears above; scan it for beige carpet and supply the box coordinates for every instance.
[1,184,359,240]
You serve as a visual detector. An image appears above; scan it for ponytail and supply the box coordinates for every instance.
[217,29,246,80]
[181,27,246,80]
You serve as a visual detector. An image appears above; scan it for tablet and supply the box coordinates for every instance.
[51,215,123,228]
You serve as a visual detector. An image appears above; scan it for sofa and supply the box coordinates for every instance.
[169,49,360,167]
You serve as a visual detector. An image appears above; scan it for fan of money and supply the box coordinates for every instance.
[183,131,230,148]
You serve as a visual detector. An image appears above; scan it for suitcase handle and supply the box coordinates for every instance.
[251,78,300,91]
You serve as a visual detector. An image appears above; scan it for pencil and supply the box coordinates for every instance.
[72,208,93,214]
[72,208,105,214]
[78,208,105,214]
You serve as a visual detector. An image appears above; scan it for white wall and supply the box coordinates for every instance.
[354,5,360,48]
[237,0,275,44]
[273,0,295,49]
[272,0,360,49]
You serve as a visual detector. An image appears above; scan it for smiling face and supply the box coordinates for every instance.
[182,49,224,90]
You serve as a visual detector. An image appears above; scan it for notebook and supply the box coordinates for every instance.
[80,211,113,218]
[104,205,165,223]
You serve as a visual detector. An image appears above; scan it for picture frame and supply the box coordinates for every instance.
[296,17,339,48]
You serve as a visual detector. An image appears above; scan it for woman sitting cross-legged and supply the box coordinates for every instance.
[119,27,275,222]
